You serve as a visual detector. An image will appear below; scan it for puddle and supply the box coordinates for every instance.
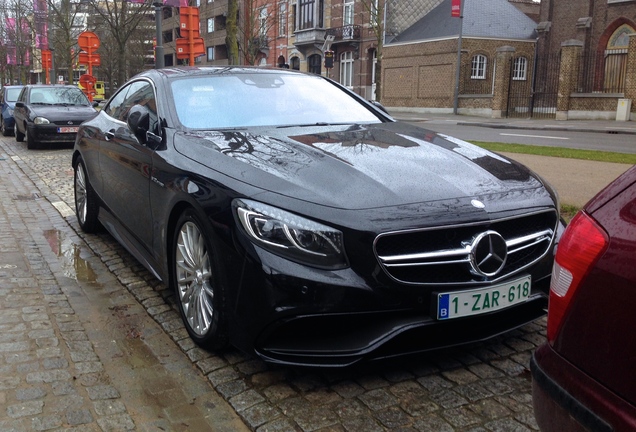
[43,229,97,283]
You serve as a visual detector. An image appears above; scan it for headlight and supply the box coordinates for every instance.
[234,198,348,269]
[34,117,50,125]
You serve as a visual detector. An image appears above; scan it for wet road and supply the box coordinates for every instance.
[1,136,547,431]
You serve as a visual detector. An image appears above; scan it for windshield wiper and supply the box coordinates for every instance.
[277,122,350,129]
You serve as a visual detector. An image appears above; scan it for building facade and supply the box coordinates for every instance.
[159,0,380,100]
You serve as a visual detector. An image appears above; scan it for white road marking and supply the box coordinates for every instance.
[500,133,570,140]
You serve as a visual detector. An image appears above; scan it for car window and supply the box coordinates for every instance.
[6,88,21,102]
[104,86,130,120]
[124,82,158,134]
[171,73,381,129]
[105,81,158,134]
[28,87,90,106]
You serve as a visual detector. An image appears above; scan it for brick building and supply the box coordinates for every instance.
[381,0,539,116]
[382,0,636,120]
[536,0,636,119]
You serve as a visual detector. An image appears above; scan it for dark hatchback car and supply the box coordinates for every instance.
[532,165,636,431]
[0,85,24,136]
[73,66,562,367]
[14,85,97,149]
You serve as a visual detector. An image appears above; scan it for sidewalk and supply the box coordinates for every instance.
[388,109,635,207]
[388,108,636,135]
[0,145,248,430]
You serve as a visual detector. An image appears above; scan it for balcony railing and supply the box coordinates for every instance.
[325,25,361,41]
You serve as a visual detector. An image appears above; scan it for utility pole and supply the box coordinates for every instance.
[452,0,464,115]
[154,1,164,68]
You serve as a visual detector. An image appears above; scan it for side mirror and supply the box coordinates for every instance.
[368,100,389,115]
[92,101,99,108]
[127,104,151,143]
[15,101,24,108]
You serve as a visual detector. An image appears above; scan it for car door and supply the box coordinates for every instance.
[13,87,28,134]
[98,80,157,254]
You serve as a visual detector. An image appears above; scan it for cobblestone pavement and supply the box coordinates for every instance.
[0,139,249,431]
[1,136,549,431]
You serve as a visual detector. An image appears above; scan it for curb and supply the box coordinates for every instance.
[455,121,636,135]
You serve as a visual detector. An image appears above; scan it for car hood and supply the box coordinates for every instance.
[31,105,97,121]
[173,122,547,210]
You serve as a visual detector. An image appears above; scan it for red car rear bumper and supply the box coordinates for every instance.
[532,343,636,432]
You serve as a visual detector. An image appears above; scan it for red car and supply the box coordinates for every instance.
[532,165,636,432]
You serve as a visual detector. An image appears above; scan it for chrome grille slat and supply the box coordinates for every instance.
[384,257,471,268]
[379,245,471,263]
[374,210,558,285]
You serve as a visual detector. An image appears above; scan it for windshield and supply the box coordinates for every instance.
[29,87,90,106]
[6,88,21,102]
[171,73,382,129]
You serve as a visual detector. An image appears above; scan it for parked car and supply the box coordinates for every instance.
[72,66,562,367]
[0,85,24,136]
[532,165,636,431]
[14,85,98,149]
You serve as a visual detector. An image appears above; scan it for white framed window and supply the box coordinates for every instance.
[278,3,286,36]
[340,51,353,88]
[343,0,354,26]
[471,54,487,79]
[259,8,267,36]
[370,0,379,25]
[513,57,527,81]
[207,17,214,33]
[207,46,215,61]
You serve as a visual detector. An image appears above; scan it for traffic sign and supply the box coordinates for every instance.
[77,31,100,52]
[79,52,101,67]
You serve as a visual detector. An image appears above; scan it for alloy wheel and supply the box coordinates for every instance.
[175,221,215,336]
[75,164,88,225]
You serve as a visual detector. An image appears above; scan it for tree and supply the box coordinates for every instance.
[361,0,385,101]
[2,0,33,84]
[83,0,152,88]
[225,0,239,64]
[47,0,90,84]
[239,0,275,65]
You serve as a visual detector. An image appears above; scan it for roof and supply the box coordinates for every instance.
[390,0,538,44]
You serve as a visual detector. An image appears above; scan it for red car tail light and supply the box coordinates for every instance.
[547,212,609,343]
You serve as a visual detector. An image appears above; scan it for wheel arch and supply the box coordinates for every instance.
[164,199,230,286]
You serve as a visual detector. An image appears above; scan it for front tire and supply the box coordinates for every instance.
[1,117,11,136]
[74,158,100,233]
[25,128,38,149]
[172,210,228,350]
[15,124,24,142]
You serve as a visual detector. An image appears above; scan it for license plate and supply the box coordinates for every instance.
[57,126,78,133]
[437,275,532,320]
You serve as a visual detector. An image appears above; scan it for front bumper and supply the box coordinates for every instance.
[28,124,78,144]
[256,296,547,367]
[532,344,636,432]
[228,240,553,367]
[3,116,15,128]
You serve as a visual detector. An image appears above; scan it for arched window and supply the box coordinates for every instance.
[603,24,633,92]
[513,57,527,81]
[340,51,354,88]
[471,54,487,80]
[290,57,300,70]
